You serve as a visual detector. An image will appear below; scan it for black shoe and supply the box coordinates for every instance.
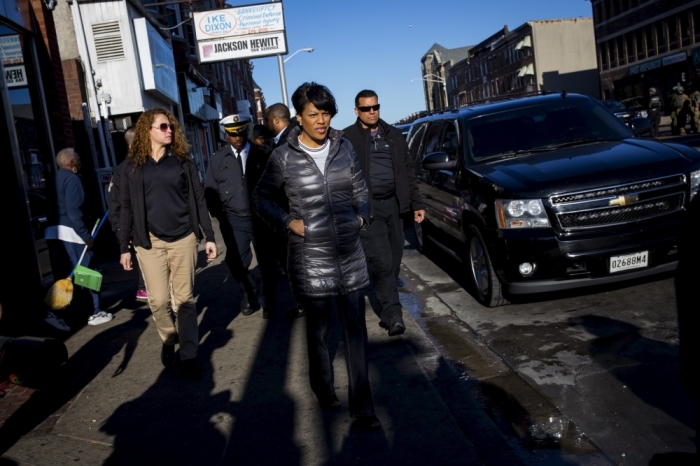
[318,393,341,410]
[294,305,307,319]
[240,293,261,316]
[181,358,203,380]
[388,320,406,336]
[353,415,382,431]
[161,343,176,367]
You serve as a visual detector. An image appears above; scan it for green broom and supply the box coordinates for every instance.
[44,213,108,310]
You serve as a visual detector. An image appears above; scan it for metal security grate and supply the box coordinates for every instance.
[558,194,683,228]
[551,175,684,204]
[92,21,125,62]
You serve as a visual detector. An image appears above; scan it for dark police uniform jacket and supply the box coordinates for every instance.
[204,142,271,219]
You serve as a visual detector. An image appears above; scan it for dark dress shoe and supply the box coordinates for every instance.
[181,358,203,380]
[241,297,260,316]
[353,415,382,431]
[388,321,406,336]
[161,343,176,367]
[318,393,341,410]
[294,305,307,318]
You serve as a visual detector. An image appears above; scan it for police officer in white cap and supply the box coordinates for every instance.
[205,114,278,317]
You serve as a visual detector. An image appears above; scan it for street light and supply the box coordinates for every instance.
[284,47,314,63]
[276,47,314,108]
[412,74,449,109]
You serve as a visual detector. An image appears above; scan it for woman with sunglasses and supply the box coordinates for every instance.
[253,83,380,431]
[119,107,217,380]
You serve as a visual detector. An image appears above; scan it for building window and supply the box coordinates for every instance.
[656,21,666,54]
[165,5,184,38]
[646,24,655,57]
[680,11,690,47]
[626,33,634,63]
[616,36,625,66]
[636,29,644,61]
[668,15,678,50]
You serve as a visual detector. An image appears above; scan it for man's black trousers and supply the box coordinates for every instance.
[219,212,278,311]
[360,196,404,326]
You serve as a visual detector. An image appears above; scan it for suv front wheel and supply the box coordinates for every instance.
[467,225,508,307]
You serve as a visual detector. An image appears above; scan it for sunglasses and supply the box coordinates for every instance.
[357,104,380,112]
[152,123,175,132]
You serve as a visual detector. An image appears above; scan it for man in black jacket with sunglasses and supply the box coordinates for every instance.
[343,90,426,337]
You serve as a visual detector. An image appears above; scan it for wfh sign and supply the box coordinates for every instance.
[193,2,287,63]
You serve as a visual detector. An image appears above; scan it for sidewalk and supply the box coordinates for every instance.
[0,219,522,465]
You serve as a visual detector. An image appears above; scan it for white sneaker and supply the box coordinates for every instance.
[45,311,70,331]
[88,311,114,326]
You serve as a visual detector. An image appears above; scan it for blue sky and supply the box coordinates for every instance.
[233,0,594,129]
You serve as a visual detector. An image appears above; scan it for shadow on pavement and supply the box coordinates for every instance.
[573,315,696,432]
[0,308,150,455]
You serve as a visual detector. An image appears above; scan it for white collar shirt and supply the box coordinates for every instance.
[273,126,287,145]
[231,142,250,174]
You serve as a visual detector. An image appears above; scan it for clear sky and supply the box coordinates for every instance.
[231,0,594,129]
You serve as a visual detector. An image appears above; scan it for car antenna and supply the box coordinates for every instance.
[561,90,567,98]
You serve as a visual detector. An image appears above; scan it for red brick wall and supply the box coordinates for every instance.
[61,59,87,120]
[26,0,75,147]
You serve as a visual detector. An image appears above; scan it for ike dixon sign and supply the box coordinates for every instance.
[193,2,287,63]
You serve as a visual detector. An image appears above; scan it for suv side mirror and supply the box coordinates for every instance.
[422,152,458,170]
[628,117,651,136]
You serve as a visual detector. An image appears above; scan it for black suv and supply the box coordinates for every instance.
[407,93,700,306]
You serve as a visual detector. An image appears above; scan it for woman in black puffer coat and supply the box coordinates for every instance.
[253,83,380,431]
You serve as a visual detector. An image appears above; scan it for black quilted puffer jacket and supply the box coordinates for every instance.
[252,126,370,298]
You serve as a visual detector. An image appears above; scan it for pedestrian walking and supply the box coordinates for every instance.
[108,128,147,301]
[343,90,426,337]
[265,103,300,150]
[118,108,217,380]
[204,114,278,318]
[690,87,700,134]
[253,82,380,431]
[44,148,113,331]
[671,85,690,135]
[647,87,664,139]
[252,124,273,154]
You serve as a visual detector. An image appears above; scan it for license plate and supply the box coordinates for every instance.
[609,251,648,273]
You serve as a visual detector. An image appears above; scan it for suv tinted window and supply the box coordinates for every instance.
[408,122,427,162]
[441,121,458,160]
[423,122,443,155]
[467,98,629,162]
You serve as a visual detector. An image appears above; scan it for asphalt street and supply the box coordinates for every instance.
[395,132,699,465]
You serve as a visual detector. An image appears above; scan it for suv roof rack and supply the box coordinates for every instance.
[455,90,555,109]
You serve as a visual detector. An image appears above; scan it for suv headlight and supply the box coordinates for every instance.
[690,169,700,201]
[496,199,551,229]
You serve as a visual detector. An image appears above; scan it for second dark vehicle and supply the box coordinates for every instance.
[408,93,700,306]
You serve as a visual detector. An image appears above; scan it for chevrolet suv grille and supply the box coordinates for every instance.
[558,193,683,228]
[551,175,684,204]
[553,175,686,231]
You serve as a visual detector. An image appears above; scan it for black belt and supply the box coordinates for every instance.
[226,211,252,218]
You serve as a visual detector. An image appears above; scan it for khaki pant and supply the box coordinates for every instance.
[136,233,199,360]
[671,108,687,135]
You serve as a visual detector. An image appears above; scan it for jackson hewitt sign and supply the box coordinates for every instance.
[193,2,288,63]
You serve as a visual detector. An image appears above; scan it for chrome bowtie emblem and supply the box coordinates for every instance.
[609,194,639,207]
